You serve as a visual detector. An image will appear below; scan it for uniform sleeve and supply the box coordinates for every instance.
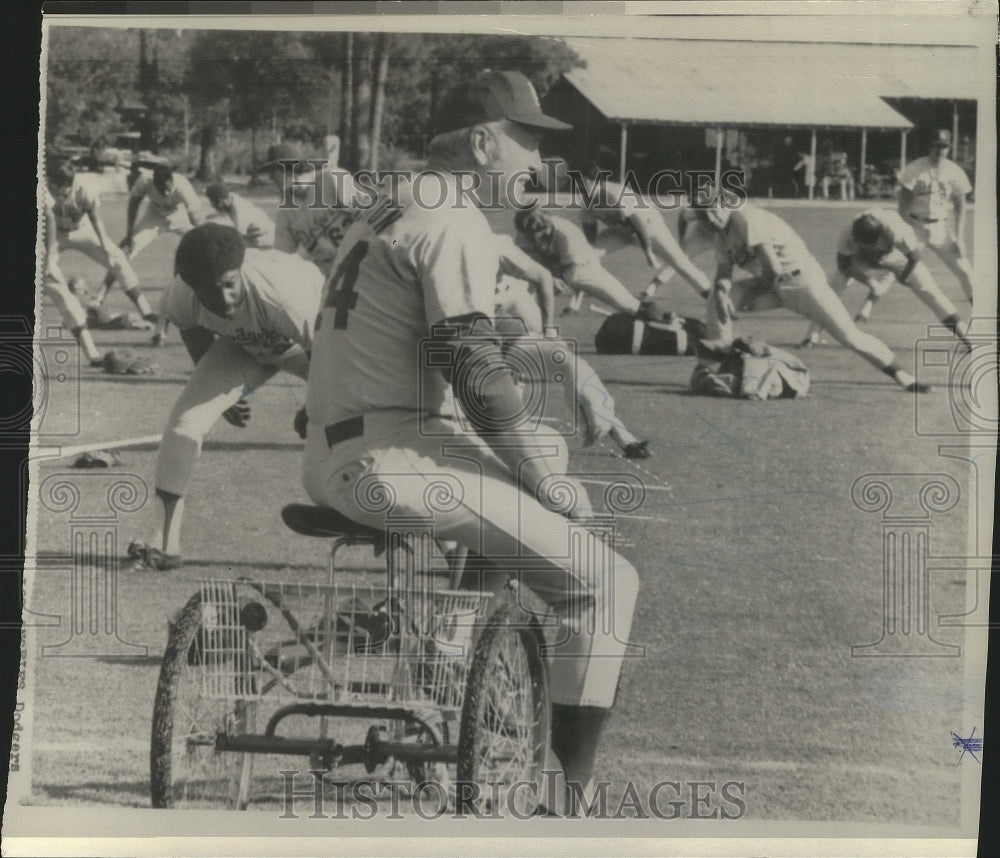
[414,212,499,328]
[161,277,202,331]
[896,161,919,191]
[951,164,973,197]
[130,173,150,200]
[264,254,323,352]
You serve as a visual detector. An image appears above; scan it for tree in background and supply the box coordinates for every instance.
[136,29,189,153]
[186,30,315,180]
[45,28,582,175]
[45,27,137,150]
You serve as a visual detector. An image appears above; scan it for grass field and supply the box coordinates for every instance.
[19,187,986,829]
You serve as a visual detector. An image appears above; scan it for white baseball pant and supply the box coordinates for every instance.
[303,410,640,709]
[155,336,310,497]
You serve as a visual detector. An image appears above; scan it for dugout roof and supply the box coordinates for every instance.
[559,39,976,130]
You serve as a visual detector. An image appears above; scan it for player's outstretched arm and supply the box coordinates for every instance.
[639,215,712,298]
[435,313,579,518]
[498,240,556,330]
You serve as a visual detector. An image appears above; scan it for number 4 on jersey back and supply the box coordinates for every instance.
[322,240,369,329]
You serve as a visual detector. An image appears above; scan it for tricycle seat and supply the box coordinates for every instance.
[281,503,383,541]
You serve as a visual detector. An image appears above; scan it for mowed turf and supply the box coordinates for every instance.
[23,186,983,828]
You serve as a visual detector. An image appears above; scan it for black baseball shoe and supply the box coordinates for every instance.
[622,440,652,460]
[126,540,183,571]
[905,381,934,394]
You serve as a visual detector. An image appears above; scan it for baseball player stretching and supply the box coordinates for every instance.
[302,71,639,813]
[261,142,359,278]
[896,129,975,304]
[697,204,931,393]
[205,183,276,249]
[494,233,652,459]
[42,179,103,365]
[800,209,972,350]
[577,163,712,301]
[45,157,152,325]
[127,223,322,571]
[513,208,642,316]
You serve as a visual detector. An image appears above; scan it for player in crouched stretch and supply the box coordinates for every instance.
[45,156,153,326]
[127,223,323,571]
[576,162,712,301]
[260,141,359,278]
[800,209,972,350]
[696,204,932,393]
[302,71,639,814]
[493,232,652,459]
[205,183,276,249]
[513,207,643,316]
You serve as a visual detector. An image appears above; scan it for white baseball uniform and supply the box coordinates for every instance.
[43,193,89,330]
[217,191,276,248]
[128,172,204,258]
[580,179,709,296]
[897,156,972,248]
[708,205,899,372]
[517,214,639,314]
[47,176,140,290]
[275,167,359,276]
[304,176,638,709]
[156,249,322,497]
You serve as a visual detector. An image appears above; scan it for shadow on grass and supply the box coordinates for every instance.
[79,373,188,385]
[36,780,151,807]
[182,559,325,572]
[95,654,162,666]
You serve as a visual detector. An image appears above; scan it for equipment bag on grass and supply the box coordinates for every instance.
[690,338,810,400]
[595,312,707,356]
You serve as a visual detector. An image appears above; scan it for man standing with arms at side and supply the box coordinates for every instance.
[896,129,975,303]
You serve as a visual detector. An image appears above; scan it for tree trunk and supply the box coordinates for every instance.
[182,97,190,159]
[340,32,354,170]
[197,123,217,181]
[368,33,390,171]
[138,30,158,151]
[350,33,373,172]
[249,124,257,185]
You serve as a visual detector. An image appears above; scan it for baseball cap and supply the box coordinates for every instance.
[257,142,307,172]
[929,129,952,147]
[435,70,572,135]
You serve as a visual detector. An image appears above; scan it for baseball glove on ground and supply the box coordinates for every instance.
[102,349,158,375]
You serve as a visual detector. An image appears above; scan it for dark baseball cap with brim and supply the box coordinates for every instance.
[435,70,572,135]
[929,129,952,147]
[257,142,308,172]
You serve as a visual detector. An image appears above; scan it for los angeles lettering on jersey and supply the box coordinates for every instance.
[231,327,294,356]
